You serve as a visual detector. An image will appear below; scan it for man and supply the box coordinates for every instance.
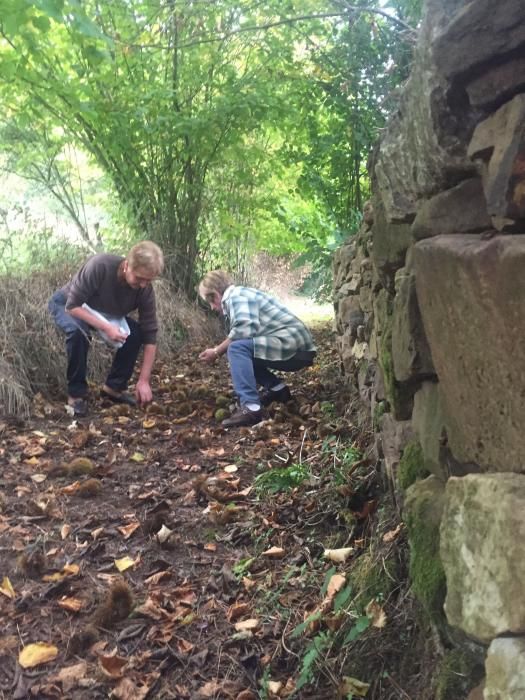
[198,270,316,427]
[48,240,164,416]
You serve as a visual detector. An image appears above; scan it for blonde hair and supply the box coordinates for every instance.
[198,270,233,302]
[127,241,164,276]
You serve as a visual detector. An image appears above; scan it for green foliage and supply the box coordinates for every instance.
[254,462,310,495]
[398,441,429,490]
[296,631,332,691]
[0,0,421,288]
[321,438,362,486]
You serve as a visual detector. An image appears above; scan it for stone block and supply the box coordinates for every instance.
[412,382,447,480]
[485,638,525,700]
[370,197,412,292]
[468,94,525,223]
[411,178,491,240]
[433,0,525,82]
[380,413,414,485]
[467,55,525,109]
[392,267,434,383]
[441,474,525,642]
[414,234,525,472]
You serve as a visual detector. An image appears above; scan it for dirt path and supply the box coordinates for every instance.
[0,325,398,700]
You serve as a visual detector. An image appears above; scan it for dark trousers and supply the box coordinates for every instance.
[48,291,143,398]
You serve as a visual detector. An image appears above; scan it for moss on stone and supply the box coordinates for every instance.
[405,492,446,622]
[373,400,388,431]
[435,649,482,700]
[398,441,429,490]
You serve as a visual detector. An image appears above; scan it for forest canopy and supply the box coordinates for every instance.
[0,0,421,293]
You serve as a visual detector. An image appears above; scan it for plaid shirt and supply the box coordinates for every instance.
[222,285,316,360]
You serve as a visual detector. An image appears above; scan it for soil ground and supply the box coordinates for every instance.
[0,324,418,700]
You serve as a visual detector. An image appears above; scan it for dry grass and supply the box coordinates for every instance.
[0,270,222,416]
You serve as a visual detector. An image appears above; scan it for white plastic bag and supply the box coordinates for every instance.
[81,303,130,349]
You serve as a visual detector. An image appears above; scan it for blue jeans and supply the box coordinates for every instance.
[48,291,143,398]
[227,339,315,405]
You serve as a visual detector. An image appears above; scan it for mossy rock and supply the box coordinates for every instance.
[378,308,414,421]
[405,476,446,622]
[398,441,430,490]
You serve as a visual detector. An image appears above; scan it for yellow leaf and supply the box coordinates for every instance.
[130,452,145,462]
[142,418,156,429]
[323,547,354,563]
[43,563,80,582]
[339,676,370,697]
[114,556,137,572]
[0,576,15,599]
[19,642,58,668]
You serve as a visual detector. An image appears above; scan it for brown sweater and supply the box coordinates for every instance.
[61,254,158,344]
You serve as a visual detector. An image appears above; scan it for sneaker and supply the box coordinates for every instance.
[260,385,292,406]
[222,406,265,428]
[68,397,88,417]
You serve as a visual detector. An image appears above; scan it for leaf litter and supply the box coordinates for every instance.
[0,325,410,698]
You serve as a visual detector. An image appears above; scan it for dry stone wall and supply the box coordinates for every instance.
[333,0,525,696]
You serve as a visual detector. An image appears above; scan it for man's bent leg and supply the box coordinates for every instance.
[226,339,261,406]
[105,318,142,392]
[48,291,91,398]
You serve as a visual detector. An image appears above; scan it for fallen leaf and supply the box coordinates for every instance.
[234,618,260,632]
[19,642,58,668]
[60,523,71,540]
[58,596,84,612]
[224,464,238,473]
[156,524,173,544]
[142,418,156,429]
[117,522,140,539]
[323,547,354,563]
[30,473,47,483]
[382,524,402,543]
[176,637,194,654]
[99,653,128,678]
[43,563,80,582]
[227,602,251,622]
[204,542,217,551]
[266,680,283,695]
[366,599,387,628]
[130,452,145,462]
[327,573,346,599]
[114,556,138,572]
[339,675,370,697]
[0,576,15,599]
[50,661,87,692]
[262,546,285,559]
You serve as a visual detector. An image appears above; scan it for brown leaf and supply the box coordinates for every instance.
[58,596,84,613]
[50,662,87,692]
[227,602,251,623]
[99,653,128,679]
[382,524,402,543]
[366,599,387,628]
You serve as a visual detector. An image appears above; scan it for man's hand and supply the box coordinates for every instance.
[199,348,218,364]
[135,379,153,406]
[105,324,129,344]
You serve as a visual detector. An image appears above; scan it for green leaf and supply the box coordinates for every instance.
[343,616,371,645]
[31,15,51,31]
[334,585,353,612]
[320,566,337,597]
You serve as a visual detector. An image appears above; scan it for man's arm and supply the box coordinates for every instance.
[199,337,231,364]
[135,343,156,404]
[68,306,128,344]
